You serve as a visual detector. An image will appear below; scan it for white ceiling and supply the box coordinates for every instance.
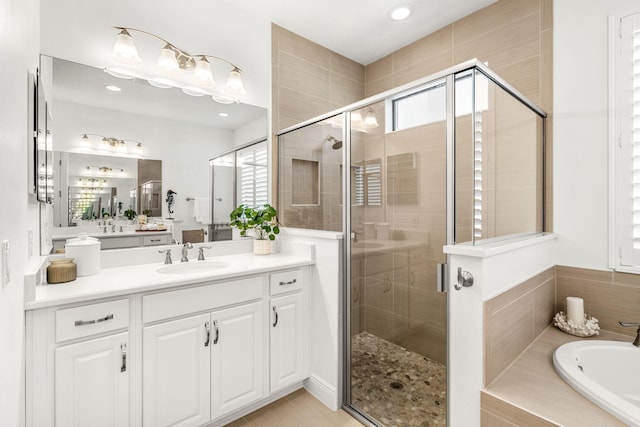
[220,0,497,65]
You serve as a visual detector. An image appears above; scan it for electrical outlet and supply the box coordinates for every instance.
[2,240,10,288]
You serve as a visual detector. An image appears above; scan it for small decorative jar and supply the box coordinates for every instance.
[47,258,77,284]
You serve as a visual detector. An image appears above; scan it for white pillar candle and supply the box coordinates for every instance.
[566,296,585,326]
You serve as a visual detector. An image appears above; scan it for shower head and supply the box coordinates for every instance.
[325,135,343,150]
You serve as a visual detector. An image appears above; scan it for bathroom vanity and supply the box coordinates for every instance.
[52,230,172,250]
[25,249,312,427]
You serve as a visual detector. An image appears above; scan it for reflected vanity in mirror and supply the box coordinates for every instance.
[40,55,268,251]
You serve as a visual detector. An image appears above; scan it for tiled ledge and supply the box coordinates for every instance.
[482,327,629,426]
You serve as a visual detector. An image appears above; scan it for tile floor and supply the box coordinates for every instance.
[226,389,363,427]
[350,332,447,427]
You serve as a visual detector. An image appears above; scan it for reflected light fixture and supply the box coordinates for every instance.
[79,134,143,156]
[111,26,246,99]
[105,85,122,92]
[364,108,379,128]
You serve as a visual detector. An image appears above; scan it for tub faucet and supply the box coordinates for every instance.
[111,224,116,233]
[181,242,193,262]
[198,246,212,261]
[619,321,640,347]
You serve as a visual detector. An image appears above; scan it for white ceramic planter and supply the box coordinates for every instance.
[253,239,272,255]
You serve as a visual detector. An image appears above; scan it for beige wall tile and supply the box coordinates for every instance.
[276,25,331,69]
[485,268,554,313]
[541,0,553,31]
[481,392,558,427]
[331,52,364,82]
[453,0,539,44]
[392,50,453,88]
[540,29,553,113]
[365,54,393,84]
[278,87,331,129]
[555,265,612,283]
[480,409,518,427]
[453,12,540,69]
[556,276,640,337]
[278,52,331,100]
[330,73,364,107]
[393,25,453,72]
[493,56,540,105]
[613,270,640,288]
[533,278,555,337]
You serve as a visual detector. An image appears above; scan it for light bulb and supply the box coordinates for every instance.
[112,29,142,65]
[225,67,246,96]
[193,56,216,87]
[135,143,143,154]
[351,110,363,123]
[156,44,180,77]
[364,108,379,128]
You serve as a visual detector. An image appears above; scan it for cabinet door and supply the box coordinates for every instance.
[211,301,264,419]
[143,313,210,427]
[55,332,129,427]
[270,292,307,392]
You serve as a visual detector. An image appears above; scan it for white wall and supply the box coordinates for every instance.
[54,100,234,230]
[0,0,40,424]
[554,0,640,269]
[234,116,268,147]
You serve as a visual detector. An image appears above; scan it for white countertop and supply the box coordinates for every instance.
[28,252,314,310]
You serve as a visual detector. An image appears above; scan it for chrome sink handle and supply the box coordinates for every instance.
[618,321,640,347]
[198,246,212,261]
[158,249,172,264]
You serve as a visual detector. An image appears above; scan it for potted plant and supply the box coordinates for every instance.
[229,204,280,255]
[124,209,136,221]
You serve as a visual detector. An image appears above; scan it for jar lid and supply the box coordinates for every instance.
[66,233,100,248]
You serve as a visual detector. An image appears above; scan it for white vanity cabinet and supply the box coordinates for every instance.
[142,276,266,426]
[26,298,131,427]
[269,269,308,393]
[56,332,130,427]
[26,262,311,427]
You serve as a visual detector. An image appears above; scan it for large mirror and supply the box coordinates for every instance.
[44,55,267,249]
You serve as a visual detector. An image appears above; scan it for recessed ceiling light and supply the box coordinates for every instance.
[389,4,414,21]
[105,85,122,92]
[218,112,229,117]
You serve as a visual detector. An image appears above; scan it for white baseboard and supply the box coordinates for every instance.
[304,375,339,410]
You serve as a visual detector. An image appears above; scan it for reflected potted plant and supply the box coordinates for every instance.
[124,209,136,221]
[229,204,280,255]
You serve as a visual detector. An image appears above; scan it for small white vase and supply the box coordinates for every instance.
[253,239,272,255]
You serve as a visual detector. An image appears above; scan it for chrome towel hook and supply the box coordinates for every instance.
[454,267,474,290]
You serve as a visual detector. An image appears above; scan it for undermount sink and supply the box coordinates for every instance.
[553,340,640,425]
[352,242,385,249]
[156,261,230,275]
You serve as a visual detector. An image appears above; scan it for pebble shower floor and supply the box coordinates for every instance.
[350,332,447,427]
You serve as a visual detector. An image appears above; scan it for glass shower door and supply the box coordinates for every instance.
[348,79,448,426]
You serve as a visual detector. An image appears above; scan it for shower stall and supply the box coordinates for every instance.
[277,60,546,426]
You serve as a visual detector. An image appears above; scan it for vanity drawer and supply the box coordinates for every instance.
[143,234,170,246]
[100,236,140,249]
[56,299,129,343]
[270,269,303,296]
[143,276,263,323]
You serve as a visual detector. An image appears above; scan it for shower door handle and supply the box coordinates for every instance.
[455,267,474,290]
[436,263,448,292]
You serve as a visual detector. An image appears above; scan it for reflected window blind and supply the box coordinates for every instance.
[365,162,382,206]
[631,29,640,249]
[239,145,268,207]
[474,115,483,239]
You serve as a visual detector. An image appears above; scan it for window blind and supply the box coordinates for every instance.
[238,144,268,208]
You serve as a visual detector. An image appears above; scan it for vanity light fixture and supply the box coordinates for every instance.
[79,134,143,157]
[389,4,414,21]
[111,27,246,100]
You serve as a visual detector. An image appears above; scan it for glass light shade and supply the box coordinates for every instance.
[225,68,246,96]
[351,110,363,123]
[112,30,142,65]
[364,109,379,128]
[182,88,207,97]
[193,57,216,87]
[80,134,90,147]
[135,143,143,154]
[156,45,180,77]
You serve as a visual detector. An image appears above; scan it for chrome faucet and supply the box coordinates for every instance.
[619,321,640,347]
[158,249,172,264]
[181,242,193,262]
[111,224,116,233]
[198,246,212,261]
